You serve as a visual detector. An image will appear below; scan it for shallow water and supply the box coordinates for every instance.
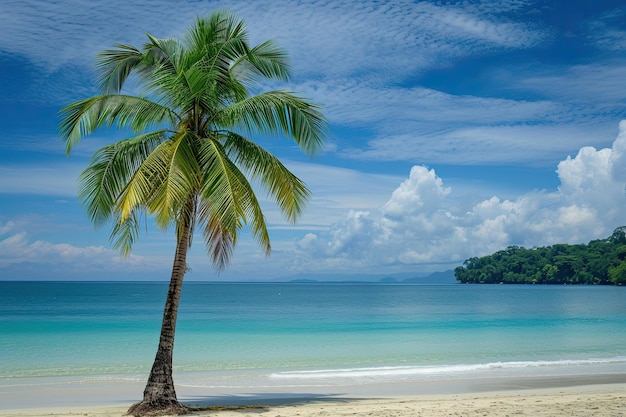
[1,282,625,388]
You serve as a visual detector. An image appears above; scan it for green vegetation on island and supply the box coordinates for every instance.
[454,227,626,285]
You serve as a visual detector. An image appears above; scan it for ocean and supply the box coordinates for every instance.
[1,282,626,395]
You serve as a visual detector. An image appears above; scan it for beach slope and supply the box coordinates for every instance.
[2,384,625,417]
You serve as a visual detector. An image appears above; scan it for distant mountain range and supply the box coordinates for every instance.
[276,269,457,284]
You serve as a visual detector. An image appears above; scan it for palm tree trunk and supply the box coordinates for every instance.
[128,216,192,417]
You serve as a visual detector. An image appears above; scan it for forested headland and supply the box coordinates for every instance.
[454,227,626,285]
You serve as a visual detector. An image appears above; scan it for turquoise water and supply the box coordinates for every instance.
[1,282,626,388]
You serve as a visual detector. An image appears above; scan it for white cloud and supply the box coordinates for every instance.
[292,122,626,274]
[382,166,450,219]
[252,0,543,80]
[0,223,166,273]
[0,221,18,235]
[0,229,102,267]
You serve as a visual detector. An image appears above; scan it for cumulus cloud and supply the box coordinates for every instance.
[0,223,162,273]
[0,230,104,267]
[294,122,626,273]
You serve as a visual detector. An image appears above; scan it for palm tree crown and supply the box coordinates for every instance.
[59,11,326,269]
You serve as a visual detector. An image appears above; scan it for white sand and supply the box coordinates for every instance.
[1,384,625,417]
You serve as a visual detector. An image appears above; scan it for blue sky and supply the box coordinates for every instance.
[1,0,625,281]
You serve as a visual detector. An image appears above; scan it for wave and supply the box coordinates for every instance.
[269,357,626,380]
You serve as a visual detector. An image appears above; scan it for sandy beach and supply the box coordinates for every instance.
[1,379,625,417]
[1,386,625,416]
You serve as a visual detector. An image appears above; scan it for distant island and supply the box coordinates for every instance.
[281,270,457,284]
[454,227,626,285]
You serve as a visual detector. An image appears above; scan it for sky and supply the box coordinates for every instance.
[1,0,625,281]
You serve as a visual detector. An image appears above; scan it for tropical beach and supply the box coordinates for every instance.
[3,2,626,417]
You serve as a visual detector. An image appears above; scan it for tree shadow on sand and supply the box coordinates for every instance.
[182,392,371,413]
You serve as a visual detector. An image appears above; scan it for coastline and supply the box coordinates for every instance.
[1,374,625,416]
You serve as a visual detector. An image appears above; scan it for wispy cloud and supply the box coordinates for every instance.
[586,7,626,51]
[4,0,622,167]
[0,164,81,196]
[299,81,559,127]
[346,123,618,166]
[0,0,544,98]
[519,62,626,104]
[244,0,544,81]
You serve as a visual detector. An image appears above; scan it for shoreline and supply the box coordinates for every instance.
[1,373,625,416]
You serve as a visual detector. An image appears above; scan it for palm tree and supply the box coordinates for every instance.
[58,11,326,416]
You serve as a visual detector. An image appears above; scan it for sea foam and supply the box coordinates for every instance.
[270,357,626,381]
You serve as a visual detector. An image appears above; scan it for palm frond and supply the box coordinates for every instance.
[203,215,236,271]
[223,132,309,223]
[187,12,250,100]
[231,40,291,84]
[114,142,170,224]
[217,91,327,156]
[141,34,186,103]
[78,130,167,226]
[143,34,181,71]
[147,131,201,229]
[189,11,249,56]
[197,137,271,265]
[59,95,177,154]
[197,138,244,235]
[96,43,144,94]
[110,211,143,256]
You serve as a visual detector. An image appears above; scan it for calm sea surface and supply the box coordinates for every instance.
[1,282,625,389]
